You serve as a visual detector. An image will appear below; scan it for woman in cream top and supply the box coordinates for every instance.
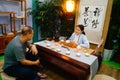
[69,24,90,48]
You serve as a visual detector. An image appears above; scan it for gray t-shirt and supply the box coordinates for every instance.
[2,35,29,70]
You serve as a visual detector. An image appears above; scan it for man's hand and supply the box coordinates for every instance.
[34,59,40,66]
[30,44,38,55]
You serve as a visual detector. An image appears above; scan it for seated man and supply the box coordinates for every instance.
[2,26,47,80]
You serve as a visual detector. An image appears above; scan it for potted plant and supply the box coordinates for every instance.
[103,0,120,61]
[32,0,71,41]
[103,25,117,61]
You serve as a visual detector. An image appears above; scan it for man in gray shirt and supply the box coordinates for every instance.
[2,26,47,80]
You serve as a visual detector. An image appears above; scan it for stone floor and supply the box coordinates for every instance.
[0,60,120,80]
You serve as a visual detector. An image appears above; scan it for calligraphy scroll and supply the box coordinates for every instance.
[77,0,108,44]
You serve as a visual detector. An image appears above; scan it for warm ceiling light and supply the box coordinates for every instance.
[66,0,75,12]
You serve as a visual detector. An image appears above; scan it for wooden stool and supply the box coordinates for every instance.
[93,74,116,80]
[0,71,16,80]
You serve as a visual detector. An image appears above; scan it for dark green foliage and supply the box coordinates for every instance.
[104,0,120,61]
[32,0,72,39]
[104,0,120,49]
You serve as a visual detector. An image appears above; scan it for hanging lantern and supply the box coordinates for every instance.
[66,0,75,12]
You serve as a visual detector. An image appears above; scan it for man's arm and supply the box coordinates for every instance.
[20,58,40,66]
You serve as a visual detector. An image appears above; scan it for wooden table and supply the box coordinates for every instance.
[35,40,98,80]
